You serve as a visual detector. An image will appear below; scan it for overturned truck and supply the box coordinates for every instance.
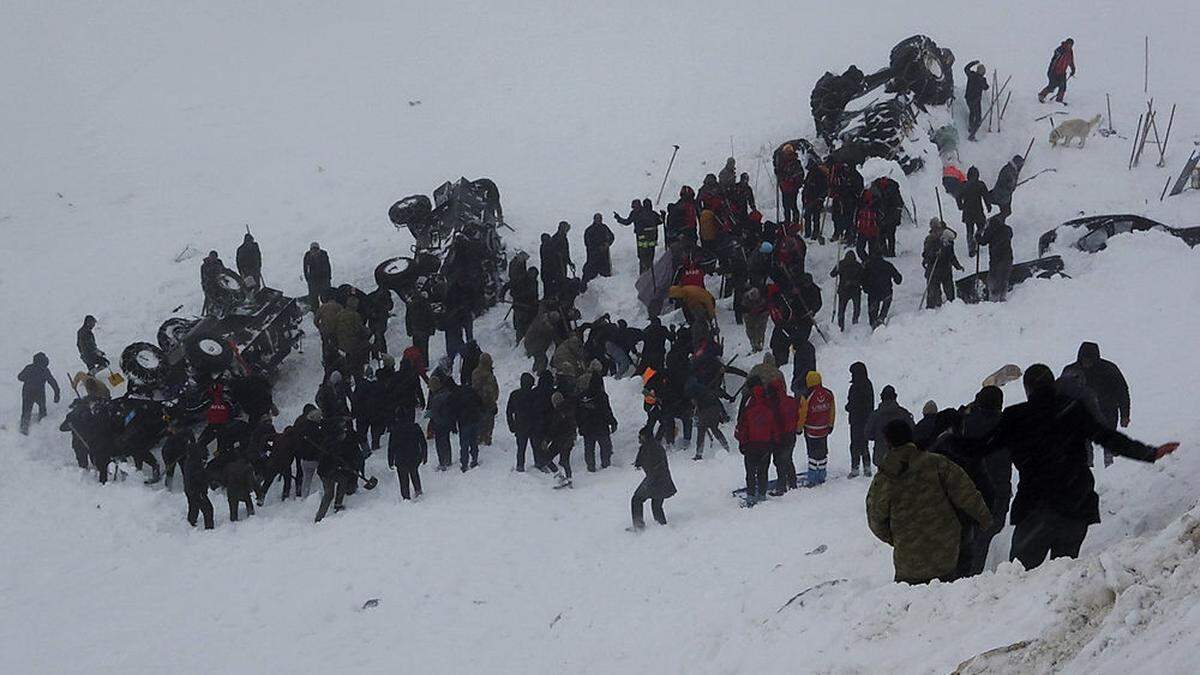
[810,35,955,173]
[118,276,305,420]
[378,177,509,322]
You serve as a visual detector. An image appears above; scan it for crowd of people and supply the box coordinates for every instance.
[17,35,1181,581]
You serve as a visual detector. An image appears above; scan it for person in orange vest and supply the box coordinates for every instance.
[797,370,835,485]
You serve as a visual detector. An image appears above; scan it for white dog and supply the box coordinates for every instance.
[1049,114,1102,148]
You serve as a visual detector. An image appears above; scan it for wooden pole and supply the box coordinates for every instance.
[1160,175,1173,202]
[1144,36,1149,94]
[1106,93,1114,133]
[998,91,1013,132]
[1128,113,1144,169]
[1134,109,1157,167]
[988,71,998,132]
[982,74,1013,128]
[1157,104,1177,167]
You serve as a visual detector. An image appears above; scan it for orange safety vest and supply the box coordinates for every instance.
[641,367,658,406]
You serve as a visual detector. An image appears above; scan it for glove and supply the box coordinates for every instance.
[54,393,61,403]
[610,420,618,433]
[1120,412,1130,428]
[1153,442,1179,460]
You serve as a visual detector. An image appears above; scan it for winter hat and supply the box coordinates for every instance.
[929,218,944,230]
[520,372,535,388]
[880,385,897,401]
[976,63,986,76]
[590,359,604,373]
[551,392,565,408]
[593,213,603,223]
[759,241,775,254]
[849,361,867,379]
[33,352,49,367]
[1076,341,1100,362]
[306,408,324,423]
[310,242,320,250]
[922,400,938,416]
[1023,363,1056,395]
[328,371,343,386]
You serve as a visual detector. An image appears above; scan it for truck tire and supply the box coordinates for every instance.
[184,333,234,375]
[121,342,168,385]
[157,317,199,352]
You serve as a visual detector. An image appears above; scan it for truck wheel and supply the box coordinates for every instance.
[184,333,234,375]
[121,342,168,385]
[157,317,199,351]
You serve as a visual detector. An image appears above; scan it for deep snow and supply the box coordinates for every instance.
[3,1,1200,673]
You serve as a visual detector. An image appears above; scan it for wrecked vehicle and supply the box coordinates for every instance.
[955,255,1066,304]
[378,177,509,319]
[117,276,304,420]
[1038,214,1200,255]
[810,34,955,174]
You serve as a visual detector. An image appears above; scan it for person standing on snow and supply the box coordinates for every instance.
[865,385,915,468]
[615,198,662,274]
[1062,342,1131,467]
[236,233,263,290]
[963,60,989,141]
[506,373,539,472]
[797,370,835,486]
[1037,38,1076,104]
[801,160,828,242]
[845,362,874,477]
[922,220,964,309]
[866,420,993,584]
[955,166,992,257]
[982,364,1176,570]
[989,155,1024,219]
[631,427,677,529]
[735,382,780,505]
[863,251,902,329]
[977,214,1014,301]
[388,420,427,500]
[829,251,864,331]
[303,242,332,311]
[582,213,615,283]
[18,352,60,435]
[776,145,805,226]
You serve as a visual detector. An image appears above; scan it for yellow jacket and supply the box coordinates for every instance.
[667,285,716,320]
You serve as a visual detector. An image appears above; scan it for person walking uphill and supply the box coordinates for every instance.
[1063,341,1131,466]
[845,362,874,478]
[630,427,676,530]
[18,352,60,435]
[977,214,1014,301]
[829,251,864,331]
[866,420,993,584]
[388,420,427,500]
[955,166,992,257]
[981,364,1177,571]
[506,372,540,472]
[1038,38,1076,103]
[471,353,500,446]
[963,60,989,141]
[798,370,835,486]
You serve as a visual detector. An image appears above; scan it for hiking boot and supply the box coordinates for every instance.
[847,468,860,479]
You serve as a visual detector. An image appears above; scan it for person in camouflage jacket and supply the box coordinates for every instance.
[865,420,991,584]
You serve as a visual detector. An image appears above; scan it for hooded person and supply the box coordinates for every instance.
[471,352,500,446]
[1062,342,1130,447]
[977,214,1014,301]
[582,213,615,282]
[866,420,993,584]
[506,372,540,471]
[577,370,618,471]
[735,383,780,504]
[989,155,1025,218]
[963,61,989,141]
[845,362,874,477]
[863,251,902,328]
[982,364,1176,570]
[913,400,940,449]
[829,251,864,331]
[546,391,578,484]
[864,385,915,468]
[18,352,60,435]
[747,352,785,391]
[236,232,263,289]
[956,166,992,255]
[631,426,677,529]
[796,371,834,485]
[303,242,332,310]
[523,310,560,373]
[388,419,428,500]
[77,315,109,373]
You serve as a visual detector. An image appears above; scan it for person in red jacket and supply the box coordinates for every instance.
[769,378,799,495]
[775,145,805,225]
[666,186,699,242]
[855,187,880,260]
[797,370,835,485]
[1038,38,1076,103]
[735,384,781,504]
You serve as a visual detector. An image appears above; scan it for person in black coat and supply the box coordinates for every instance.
[977,214,1014,301]
[161,422,194,490]
[531,371,557,472]
[801,162,829,242]
[510,267,540,341]
[60,398,118,483]
[257,424,299,504]
[577,373,618,471]
[403,291,435,361]
[963,61,989,141]
[1062,342,1132,466]
[829,161,864,243]
[631,427,676,529]
[928,406,994,579]
[845,362,874,477]
[314,422,362,522]
[236,233,263,289]
[364,286,394,358]
[956,166,992,256]
[456,379,483,472]
[958,386,1007,575]
[352,370,389,450]
[77,315,109,372]
[221,452,258,522]
[989,156,1024,218]
[181,441,214,529]
[506,372,539,472]
[873,176,903,257]
[981,364,1176,570]
[639,317,671,371]
[388,420,427,500]
[228,371,275,425]
[18,352,59,435]
[303,242,332,310]
[539,233,562,300]
[582,213,615,282]
[863,251,902,328]
[829,251,864,331]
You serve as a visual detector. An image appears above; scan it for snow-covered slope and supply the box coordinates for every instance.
[3,2,1200,673]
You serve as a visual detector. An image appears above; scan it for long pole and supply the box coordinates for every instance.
[1128,113,1144,169]
[1157,104,1176,167]
[1144,36,1149,94]
[935,187,944,224]
[1106,93,1114,133]
[655,145,680,206]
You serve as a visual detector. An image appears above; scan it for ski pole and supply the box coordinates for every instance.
[655,145,681,206]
